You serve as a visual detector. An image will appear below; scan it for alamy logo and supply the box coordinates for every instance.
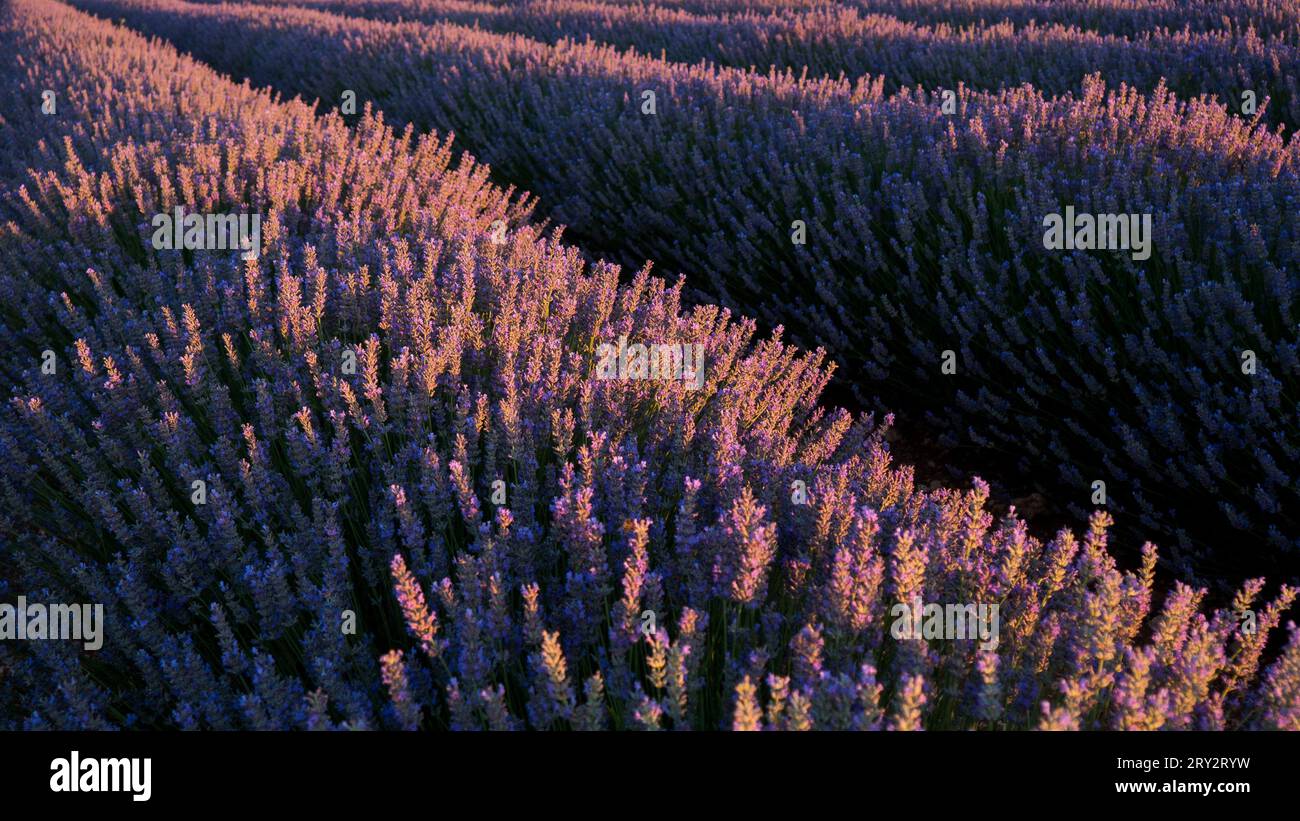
[595,335,705,389]
[1042,206,1152,261]
[50,751,151,802]
[151,205,262,260]
[890,597,999,650]
[0,596,103,651]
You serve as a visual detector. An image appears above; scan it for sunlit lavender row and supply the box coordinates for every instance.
[215,0,1300,131]
[70,0,1300,578]
[3,0,1296,730]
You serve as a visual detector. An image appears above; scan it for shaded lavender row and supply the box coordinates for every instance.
[3,0,1297,731]
[854,0,1300,43]
[231,0,1300,130]
[589,0,1300,41]
[69,0,1300,577]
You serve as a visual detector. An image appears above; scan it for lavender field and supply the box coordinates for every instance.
[0,0,1297,732]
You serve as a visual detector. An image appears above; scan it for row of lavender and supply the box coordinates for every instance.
[858,0,1300,41]
[3,0,1297,730]
[229,0,1300,131]
[594,0,1300,40]
[69,0,1300,579]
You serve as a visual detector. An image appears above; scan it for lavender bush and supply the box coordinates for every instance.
[68,0,1300,579]
[0,0,1297,731]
